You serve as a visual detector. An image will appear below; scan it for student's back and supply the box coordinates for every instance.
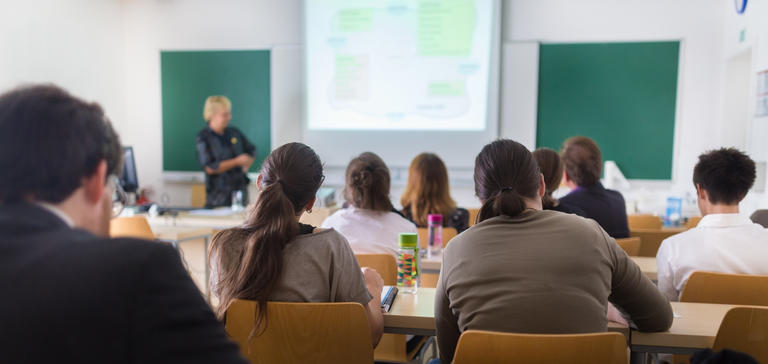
[0,84,245,364]
[559,183,629,237]
[210,143,385,347]
[322,152,417,257]
[559,136,630,238]
[0,204,243,363]
[434,139,671,363]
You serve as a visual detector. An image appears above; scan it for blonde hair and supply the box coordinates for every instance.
[400,153,456,226]
[203,96,232,122]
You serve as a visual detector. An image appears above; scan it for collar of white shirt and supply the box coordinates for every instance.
[697,213,753,228]
[36,202,75,228]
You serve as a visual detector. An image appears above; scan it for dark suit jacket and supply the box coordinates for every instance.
[0,203,247,364]
[558,183,630,238]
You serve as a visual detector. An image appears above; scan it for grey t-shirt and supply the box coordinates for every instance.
[211,228,372,307]
[435,210,673,363]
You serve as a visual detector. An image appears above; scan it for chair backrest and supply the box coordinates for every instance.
[630,229,682,257]
[615,237,641,256]
[453,331,627,364]
[109,216,155,240]
[190,183,206,208]
[417,227,458,249]
[355,254,397,285]
[627,214,663,230]
[299,207,337,227]
[680,271,768,305]
[713,307,768,362]
[225,300,373,364]
[468,208,480,226]
[684,216,702,229]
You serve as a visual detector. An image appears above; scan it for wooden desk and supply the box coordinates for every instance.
[421,256,657,282]
[631,301,737,355]
[383,288,629,339]
[632,257,657,281]
[147,210,246,230]
[384,288,437,336]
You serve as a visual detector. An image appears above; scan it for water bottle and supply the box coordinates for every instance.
[397,233,419,294]
[665,197,682,227]
[427,214,443,258]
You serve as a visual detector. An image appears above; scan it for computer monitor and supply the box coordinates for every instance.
[120,146,139,194]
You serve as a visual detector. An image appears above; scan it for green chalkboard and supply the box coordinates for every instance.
[161,50,271,172]
[536,42,679,180]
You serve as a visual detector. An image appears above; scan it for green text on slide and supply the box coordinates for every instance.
[418,0,475,57]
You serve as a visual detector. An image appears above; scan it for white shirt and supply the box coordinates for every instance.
[321,206,417,257]
[36,202,75,228]
[656,213,768,301]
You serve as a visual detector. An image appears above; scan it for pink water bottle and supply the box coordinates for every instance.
[427,214,443,258]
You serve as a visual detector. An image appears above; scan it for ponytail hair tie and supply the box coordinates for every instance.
[500,187,515,192]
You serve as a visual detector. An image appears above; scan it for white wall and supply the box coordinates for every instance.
[9,0,756,213]
[0,0,124,125]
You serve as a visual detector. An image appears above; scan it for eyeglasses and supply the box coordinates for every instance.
[109,175,127,218]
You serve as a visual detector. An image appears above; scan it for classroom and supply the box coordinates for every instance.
[1,1,768,363]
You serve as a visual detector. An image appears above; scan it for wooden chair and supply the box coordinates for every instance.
[629,229,682,257]
[299,207,337,227]
[354,253,426,363]
[355,254,397,285]
[452,331,628,364]
[468,208,480,226]
[627,214,662,230]
[190,183,206,208]
[109,216,155,240]
[417,227,458,250]
[680,271,768,305]
[225,300,374,364]
[684,216,702,229]
[712,307,768,362]
[615,237,641,256]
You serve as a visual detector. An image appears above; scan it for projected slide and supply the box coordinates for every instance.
[305,0,494,131]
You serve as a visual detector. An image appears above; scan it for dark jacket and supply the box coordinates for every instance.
[0,203,247,364]
[196,126,255,208]
[558,183,630,238]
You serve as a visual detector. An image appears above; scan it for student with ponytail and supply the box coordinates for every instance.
[434,139,672,363]
[209,143,384,347]
[322,152,417,257]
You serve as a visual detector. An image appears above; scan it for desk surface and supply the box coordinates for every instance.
[152,225,213,241]
[422,256,657,281]
[383,288,629,339]
[631,302,735,353]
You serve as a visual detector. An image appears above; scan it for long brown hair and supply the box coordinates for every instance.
[532,147,563,209]
[400,153,457,226]
[343,152,394,212]
[209,142,324,332]
[474,139,541,223]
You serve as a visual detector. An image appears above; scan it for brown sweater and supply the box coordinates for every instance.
[435,210,672,362]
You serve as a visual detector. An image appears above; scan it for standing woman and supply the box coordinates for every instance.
[209,143,384,347]
[196,96,256,208]
[400,153,469,232]
[532,147,583,214]
[322,152,417,257]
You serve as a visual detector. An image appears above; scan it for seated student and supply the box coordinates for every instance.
[209,143,384,347]
[559,136,630,238]
[0,85,246,363]
[322,152,417,257]
[400,153,470,232]
[532,147,584,215]
[435,139,672,363]
[211,143,384,346]
[656,148,768,301]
